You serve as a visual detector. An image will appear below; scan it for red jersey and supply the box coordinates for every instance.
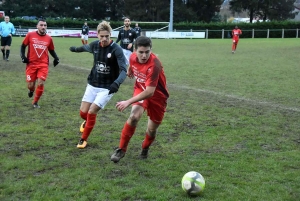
[22,31,55,67]
[232,28,242,40]
[129,52,169,100]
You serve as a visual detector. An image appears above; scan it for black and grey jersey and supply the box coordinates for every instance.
[115,28,137,52]
[82,25,89,35]
[134,27,142,37]
[76,40,127,88]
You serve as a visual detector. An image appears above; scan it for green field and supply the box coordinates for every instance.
[0,37,299,201]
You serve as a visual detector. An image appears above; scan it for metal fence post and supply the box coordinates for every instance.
[296,29,298,38]
[267,29,269,38]
[282,29,284,38]
[206,29,208,39]
[222,29,224,39]
[252,29,254,38]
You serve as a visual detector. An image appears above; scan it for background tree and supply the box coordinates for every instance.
[230,0,297,22]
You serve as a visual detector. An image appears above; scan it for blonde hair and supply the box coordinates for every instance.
[97,21,112,33]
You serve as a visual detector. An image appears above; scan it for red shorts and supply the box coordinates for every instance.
[132,88,167,124]
[232,36,239,44]
[25,65,49,82]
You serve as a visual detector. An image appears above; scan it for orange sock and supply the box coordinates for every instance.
[119,122,136,152]
[81,40,85,45]
[142,133,155,149]
[81,113,97,141]
[85,41,88,44]
[80,110,87,120]
[33,85,44,103]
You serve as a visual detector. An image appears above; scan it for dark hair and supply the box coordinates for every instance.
[134,36,152,49]
[38,18,46,22]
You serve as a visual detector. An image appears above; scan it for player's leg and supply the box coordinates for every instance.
[235,40,239,50]
[26,66,37,99]
[77,87,113,148]
[111,104,144,163]
[32,78,45,108]
[81,35,85,45]
[1,37,5,60]
[140,99,167,159]
[5,37,12,61]
[31,67,48,108]
[85,35,88,44]
[232,39,236,53]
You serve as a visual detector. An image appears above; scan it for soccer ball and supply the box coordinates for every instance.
[181,171,205,196]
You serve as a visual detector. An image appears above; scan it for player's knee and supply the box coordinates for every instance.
[128,113,141,125]
[147,128,157,137]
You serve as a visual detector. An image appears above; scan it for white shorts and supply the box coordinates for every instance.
[82,84,113,109]
[81,34,88,40]
[122,49,132,66]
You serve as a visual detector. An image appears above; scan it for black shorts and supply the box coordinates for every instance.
[1,36,12,46]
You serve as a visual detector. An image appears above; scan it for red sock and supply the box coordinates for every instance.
[235,44,237,50]
[33,85,44,103]
[81,40,85,45]
[119,122,136,152]
[232,44,235,51]
[81,113,97,141]
[142,133,155,149]
[80,110,88,120]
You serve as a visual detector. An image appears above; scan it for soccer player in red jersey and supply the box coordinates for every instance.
[111,36,169,163]
[20,18,60,108]
[232,26,242,53]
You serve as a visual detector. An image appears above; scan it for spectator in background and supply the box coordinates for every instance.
[115,17,137,65]
[81,21,89,44]
[0,16,15,61]
[134,23,142,37]
[232,25,242,54]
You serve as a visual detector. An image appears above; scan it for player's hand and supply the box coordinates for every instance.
[108,82,119,94]
[69,46,77,52]
[127,43,133,49]
[116,100,131,112]
[53,58,59,67]
[127,66,134,79]
[21,57,29,63]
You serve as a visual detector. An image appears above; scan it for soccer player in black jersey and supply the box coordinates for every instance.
[115,17,137,65]
[81,21,89,44]
[69,21,127,149]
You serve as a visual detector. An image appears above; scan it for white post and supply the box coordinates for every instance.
[252,29,254,38]
[267,29,269,38]
[222,29,224,39]
[297,28,299,38]
[282,29,284,38]
[206,29,208,39]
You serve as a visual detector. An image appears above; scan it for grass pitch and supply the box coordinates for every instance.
[0,37,299,201]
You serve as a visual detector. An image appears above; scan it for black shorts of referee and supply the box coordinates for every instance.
[1,36,12,46]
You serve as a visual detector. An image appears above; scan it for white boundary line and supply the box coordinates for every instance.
[60,63,300,113]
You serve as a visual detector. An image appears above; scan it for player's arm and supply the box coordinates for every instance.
[20,43,29,63]
[11,24,16,35]
[116,86,156,112]
[115,31,121,43]
[69,44,91,53]
[49,50,60,67]
[114,46,128,85]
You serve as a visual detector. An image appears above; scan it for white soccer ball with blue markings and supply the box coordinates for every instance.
[181,171,205,195]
